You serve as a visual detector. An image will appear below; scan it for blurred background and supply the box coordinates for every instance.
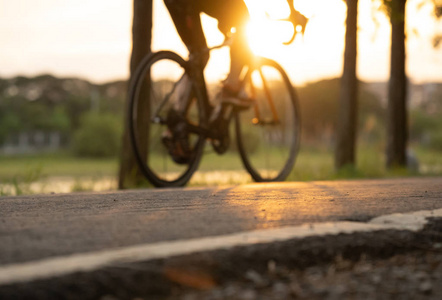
[0,0,441,195]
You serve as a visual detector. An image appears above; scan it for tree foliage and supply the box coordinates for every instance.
[0,76,125,150]
[297,78,384,145]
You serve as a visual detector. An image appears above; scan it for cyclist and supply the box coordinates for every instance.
[164,0,306,96]
[162,0,306,163]
[164,0,250,105]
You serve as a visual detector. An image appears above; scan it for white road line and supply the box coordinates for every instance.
[1,208,442,286]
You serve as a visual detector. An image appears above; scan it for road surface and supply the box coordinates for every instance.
[1,177,442,299]
[1,177,441,265]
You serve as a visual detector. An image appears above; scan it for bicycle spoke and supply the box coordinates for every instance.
[151,74,186,122]
[128,51,207,187]
[236,58,300,182]
[258,67,279,124]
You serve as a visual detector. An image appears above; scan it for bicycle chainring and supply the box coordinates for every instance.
[210,118,230,154]
[162,109,192,164]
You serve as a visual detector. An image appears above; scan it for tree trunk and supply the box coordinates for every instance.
[118,0,153,189]
[386,0,408,168]
[335,0,359,169]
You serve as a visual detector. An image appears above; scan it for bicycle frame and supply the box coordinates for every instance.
[151,32,282,141]
[197,58,283,134]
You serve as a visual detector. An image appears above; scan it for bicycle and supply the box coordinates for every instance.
[128,24,303,188]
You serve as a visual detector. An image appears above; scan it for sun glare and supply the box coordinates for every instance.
[246,20,294,56]
[244,0,293,56]
[243,0,328,56]
[241,0,348,84]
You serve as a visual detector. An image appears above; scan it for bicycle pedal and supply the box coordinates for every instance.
[221,96,253,109]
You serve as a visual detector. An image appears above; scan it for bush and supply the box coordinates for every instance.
[429,131,442,151]
[72,112,122,157]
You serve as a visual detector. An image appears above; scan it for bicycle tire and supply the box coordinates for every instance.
[128,51,207,187]
[235,57,301,182]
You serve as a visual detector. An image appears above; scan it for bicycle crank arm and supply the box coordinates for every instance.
[185,122,209,136]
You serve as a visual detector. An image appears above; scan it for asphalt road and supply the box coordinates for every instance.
[1,177,441,266]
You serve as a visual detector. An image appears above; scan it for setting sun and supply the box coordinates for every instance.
[244,0,294,56]
[241,0,347,83]
[246,20,295,56]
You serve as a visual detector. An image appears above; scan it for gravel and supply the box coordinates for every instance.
[174,249,442,300]
[2,219,442,300]
[167,218,442,300]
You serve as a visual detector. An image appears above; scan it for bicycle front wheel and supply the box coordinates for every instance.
[235,57,301,182]
[128,51,207,187]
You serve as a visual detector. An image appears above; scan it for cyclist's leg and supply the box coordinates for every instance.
[163,0,209,66]
[162,0,210,163]
[200,0,252,99]
[163,0,210,111]
[217,26,253,108]
[225,25,251,92]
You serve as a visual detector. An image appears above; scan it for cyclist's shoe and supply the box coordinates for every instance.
[162,129,192,165]
[209,84,253,124]
[220,84,253,109]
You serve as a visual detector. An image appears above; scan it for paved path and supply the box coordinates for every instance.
[1,177,441,266]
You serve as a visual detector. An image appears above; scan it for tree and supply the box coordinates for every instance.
[375,0,442,168]
[118,0,153,188]
[335,0,359,169]
[384,0,408,168]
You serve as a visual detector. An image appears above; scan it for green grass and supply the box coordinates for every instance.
[288,143,441,182]
[287,146,335,181]
[0,153,118,196]
[414,146,442,175]
[0,152,118,182]
[0,144,440,195]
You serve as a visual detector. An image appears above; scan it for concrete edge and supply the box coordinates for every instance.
[1,208,442,286]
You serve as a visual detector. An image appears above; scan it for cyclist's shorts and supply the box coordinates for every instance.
[198,0,249,34]
[165,0,249,35]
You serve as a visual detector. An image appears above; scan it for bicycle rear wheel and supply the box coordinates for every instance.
[235,57,300,182]
[128,51,207,187]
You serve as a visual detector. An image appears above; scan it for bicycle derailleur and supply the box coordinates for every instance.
[161,109,192,165]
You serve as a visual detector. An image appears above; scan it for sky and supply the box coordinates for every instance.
[0,0,441,85]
